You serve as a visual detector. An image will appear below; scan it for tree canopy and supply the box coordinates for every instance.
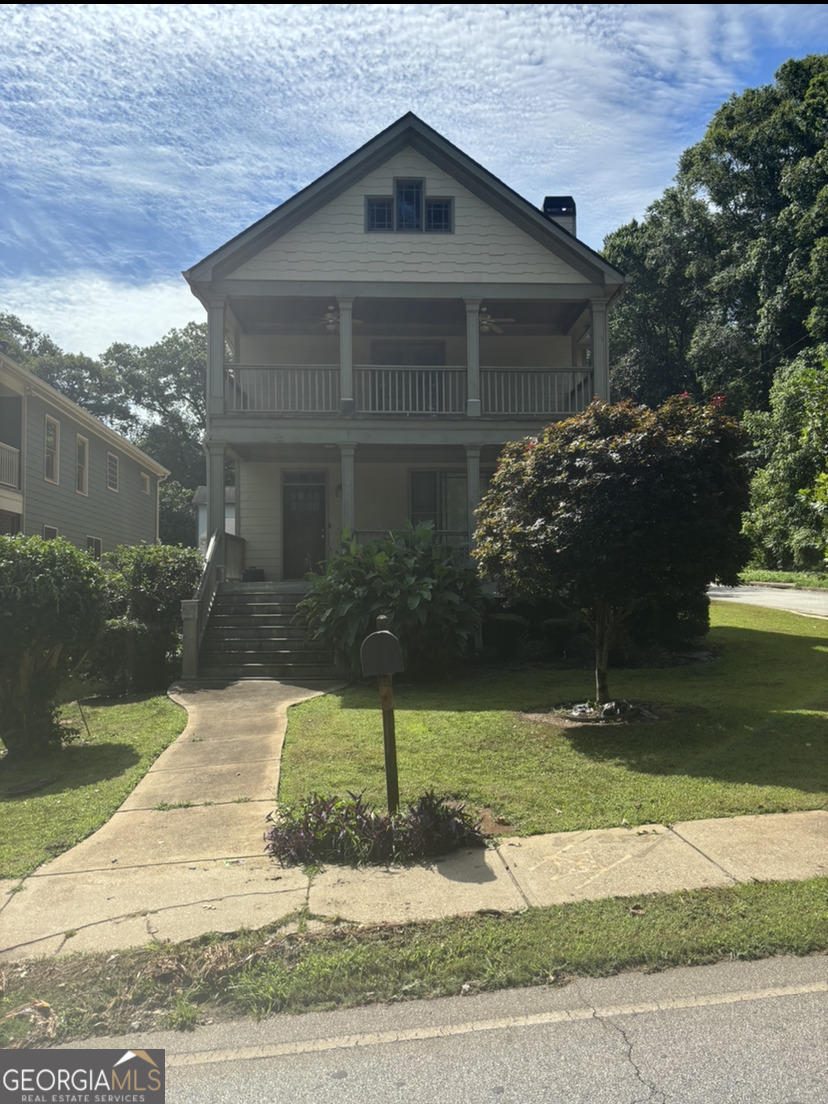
[605,55,828,416]
[474,398,750,702]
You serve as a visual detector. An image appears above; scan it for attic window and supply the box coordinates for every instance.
[366,181,453,233]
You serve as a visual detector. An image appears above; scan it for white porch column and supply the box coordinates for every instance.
[207,298,226,416]
[590,298,610,401]
[465,445,481,549]
[338,297,354,415]
[339,443,356,535]
[206,442,226,548]
[465,299,482,417]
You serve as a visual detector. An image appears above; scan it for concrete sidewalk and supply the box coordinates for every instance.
[1,681,826,963]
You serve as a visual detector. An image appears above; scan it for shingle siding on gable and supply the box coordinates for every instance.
[230,150,589,285]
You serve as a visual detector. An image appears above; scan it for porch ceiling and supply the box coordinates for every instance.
[228,295,586,337]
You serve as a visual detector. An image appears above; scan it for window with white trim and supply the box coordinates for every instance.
[366,180,453,233]
[140,471,151,495]
[86,536,102,560]
[76,435,89,495]
[106,452,119,492]
[45,416,59,483]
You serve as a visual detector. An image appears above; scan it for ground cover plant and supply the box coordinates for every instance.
[264,791,484,865]
[0,694,186,878]
[279,603,828,834]
[1,878,826,1046]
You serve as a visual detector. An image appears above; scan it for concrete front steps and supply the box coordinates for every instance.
[198,582,339,680]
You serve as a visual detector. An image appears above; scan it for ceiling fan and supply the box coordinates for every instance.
[478,306,515,335]
[320,305,364,334]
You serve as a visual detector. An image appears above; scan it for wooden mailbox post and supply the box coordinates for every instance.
[360,615,404,814]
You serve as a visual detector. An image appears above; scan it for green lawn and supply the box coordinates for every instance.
[0,694,187,879]
[279,603,828,831]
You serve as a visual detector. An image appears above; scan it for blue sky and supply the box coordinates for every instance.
[2,3,828,355]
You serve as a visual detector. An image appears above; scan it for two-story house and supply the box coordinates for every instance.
[0,350,167,554]
[184,113,626,589]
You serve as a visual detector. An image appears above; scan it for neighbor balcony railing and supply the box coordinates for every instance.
[0,442,20,489]
[224,365,593,416]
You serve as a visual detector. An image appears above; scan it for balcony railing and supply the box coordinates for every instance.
[224,366,593,416]
[354,365,466,414]
[227,365,339,413]
[481,368,593,415]
[0,442,20,489]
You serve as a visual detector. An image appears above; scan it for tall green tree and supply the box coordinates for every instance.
[604,187,717,405]
[474,399,750,703]
[0,313,136,431]
[743,346,828,568]
[606,55,828,416]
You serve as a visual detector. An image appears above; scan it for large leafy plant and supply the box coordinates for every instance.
[297,524,484,677]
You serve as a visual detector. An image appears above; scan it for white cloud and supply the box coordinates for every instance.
[0,274,204,355]
[2,3,828,352]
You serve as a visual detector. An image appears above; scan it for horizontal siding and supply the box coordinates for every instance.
[231,149,589,285]
[240,462,343,581]
[23,396,158,551]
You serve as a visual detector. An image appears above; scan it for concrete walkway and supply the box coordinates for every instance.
[2,675,827,963]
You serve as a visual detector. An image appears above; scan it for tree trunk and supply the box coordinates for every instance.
[594,601,612,704]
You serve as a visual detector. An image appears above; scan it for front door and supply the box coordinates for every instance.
[283,475,326,578]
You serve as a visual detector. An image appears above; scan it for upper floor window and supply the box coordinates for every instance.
[366,180,453,233]
[140,471,151,495]
[107,452,119,492]
[45,416,59,483]
[76,436,89,495]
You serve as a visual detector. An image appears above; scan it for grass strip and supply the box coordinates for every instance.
[2,877,826,1047]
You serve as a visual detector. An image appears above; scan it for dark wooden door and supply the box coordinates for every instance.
[283,482,326,578]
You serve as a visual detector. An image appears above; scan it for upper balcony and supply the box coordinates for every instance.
[225,364,593,417]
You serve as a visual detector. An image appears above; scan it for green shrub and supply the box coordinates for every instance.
[297,525,484,677]
[0,535,107,758]
[93,619,174,694]
[102,544,203,627]
[264,791,485,866]
[93,544,203,693]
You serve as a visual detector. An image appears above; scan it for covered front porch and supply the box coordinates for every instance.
[206,441,500,583]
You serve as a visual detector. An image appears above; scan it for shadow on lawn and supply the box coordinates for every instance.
[0,743,141,797]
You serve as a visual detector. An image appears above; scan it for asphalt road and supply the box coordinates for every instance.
[73,956,827,1104]
[709,584,828,618]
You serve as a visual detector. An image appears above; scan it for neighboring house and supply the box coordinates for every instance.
[0,350,168,555]
[192,485,236,552]
[184,113,626,582]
